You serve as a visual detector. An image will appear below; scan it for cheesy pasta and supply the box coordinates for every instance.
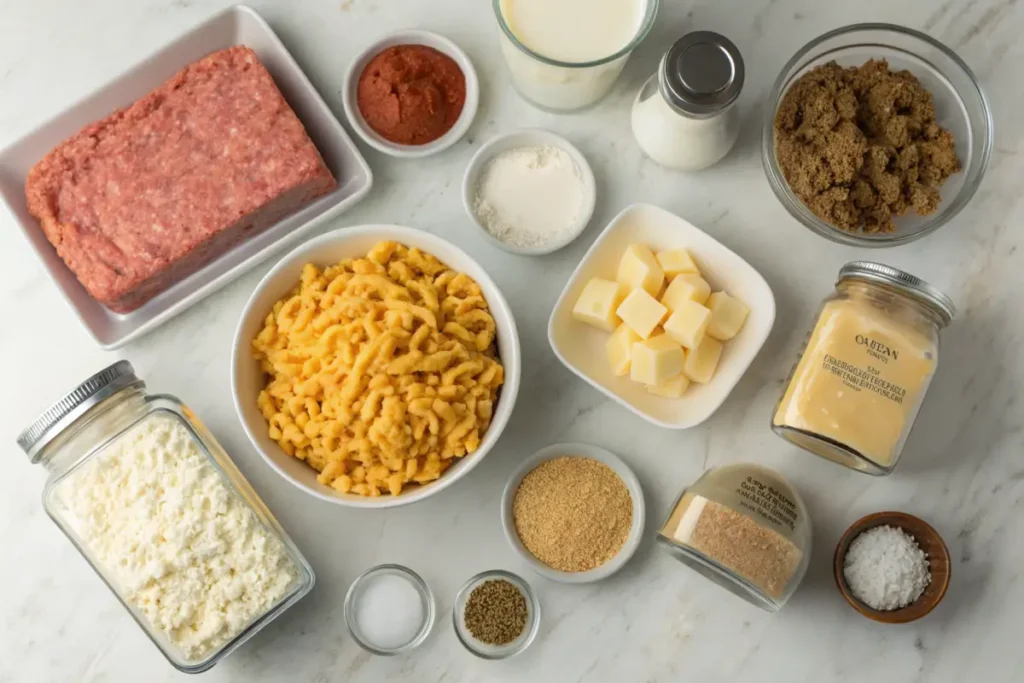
[253,241,504,497]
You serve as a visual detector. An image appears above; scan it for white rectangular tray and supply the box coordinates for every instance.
[0,5,372,349]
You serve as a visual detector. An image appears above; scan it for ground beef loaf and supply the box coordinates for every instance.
[25,46,337,313]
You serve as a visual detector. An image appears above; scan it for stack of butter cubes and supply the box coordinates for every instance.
[572,244,749,398]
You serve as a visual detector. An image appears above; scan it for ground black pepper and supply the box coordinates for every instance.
[463,579,528,646]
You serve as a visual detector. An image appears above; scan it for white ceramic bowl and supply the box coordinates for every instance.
[462,129,596,255]
[548,204,776,430]
[342,30,479,158]
[231,225,521,508]
[500,443,645,583]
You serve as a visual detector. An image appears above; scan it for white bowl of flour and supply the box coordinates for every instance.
[462,129,596,255]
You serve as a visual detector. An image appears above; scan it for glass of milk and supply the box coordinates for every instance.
[494,0,659,112]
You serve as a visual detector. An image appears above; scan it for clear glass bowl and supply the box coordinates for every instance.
[493,0,659,112]
[452,570,540,659]
[343,564,436,655]
[762,24,993,247]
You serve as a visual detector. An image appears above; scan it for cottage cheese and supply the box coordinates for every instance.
[54,413,299,662]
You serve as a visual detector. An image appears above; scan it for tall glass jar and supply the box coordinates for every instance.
[772,262,955,475]
[493,0,659,112]
[16,361,314,674]
[631,32,744,170]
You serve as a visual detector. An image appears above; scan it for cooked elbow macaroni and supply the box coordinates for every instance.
[253,242,504,497]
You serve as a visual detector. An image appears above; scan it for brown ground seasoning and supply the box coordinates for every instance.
[463,579,528,646]
[774,60,960,234]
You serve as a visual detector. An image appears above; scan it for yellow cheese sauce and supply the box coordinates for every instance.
[773,296,937,468]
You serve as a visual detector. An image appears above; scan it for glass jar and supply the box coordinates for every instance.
[773,262,955,475]
[16,361,314,674]
[656,464,811,611]
[631,32,744,170]
[493,0,659,112]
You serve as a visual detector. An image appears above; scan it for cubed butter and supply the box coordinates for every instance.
[683,336,723,384]
[606,323,641,376]
[656,249,700,278]
[661,274,711,311]
[646,373,691,398]
[573,278,629,332]
[617,244,665,296]
[630,334,685,386]
[706,291,750,341]
[663,300,711,349]
[616,288,668,339]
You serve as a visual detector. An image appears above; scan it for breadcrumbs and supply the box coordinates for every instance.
[774,59,960,234]
[512,456,632,573]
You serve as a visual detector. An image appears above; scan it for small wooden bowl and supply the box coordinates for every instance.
[834,511,951,623]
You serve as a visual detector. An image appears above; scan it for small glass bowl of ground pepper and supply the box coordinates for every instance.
[453,570,540,659]
[343,30,480,159]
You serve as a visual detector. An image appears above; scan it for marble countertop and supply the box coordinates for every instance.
[1,0,1022,681]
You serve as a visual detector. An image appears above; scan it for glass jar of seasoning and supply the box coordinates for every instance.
[656,464,811,611]
[631,31,744,171]
[772,262,955,475]
[16,361,314,674]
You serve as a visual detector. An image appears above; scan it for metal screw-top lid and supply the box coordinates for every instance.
[659,31,744,118]
[17,361,144,463]
[838,262,956,327]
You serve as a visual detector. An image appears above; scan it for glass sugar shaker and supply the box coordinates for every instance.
[631,31,744,171]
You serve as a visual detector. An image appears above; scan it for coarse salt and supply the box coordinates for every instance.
[843,525,931,611]
[471,145,584,250]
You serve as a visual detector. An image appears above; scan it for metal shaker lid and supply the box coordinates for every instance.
[659,31,745,118]
[838,262,956,327]
[17,361,143,463]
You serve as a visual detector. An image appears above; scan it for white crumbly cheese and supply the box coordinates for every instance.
[55,414,299,662]
[843,525,931,611]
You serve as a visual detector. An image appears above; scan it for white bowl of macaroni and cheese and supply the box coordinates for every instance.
[231,225,521,508]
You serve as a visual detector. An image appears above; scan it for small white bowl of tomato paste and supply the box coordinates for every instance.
[343,30,479,158]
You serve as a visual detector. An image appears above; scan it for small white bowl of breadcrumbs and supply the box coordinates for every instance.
[501,442,645,584]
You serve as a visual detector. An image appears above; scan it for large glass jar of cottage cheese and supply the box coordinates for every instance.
[16,361,314,674]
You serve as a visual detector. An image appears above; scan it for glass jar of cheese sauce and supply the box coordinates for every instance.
[16,361,314,673]
[772,262,955,475]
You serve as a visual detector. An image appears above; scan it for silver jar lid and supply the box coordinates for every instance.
[17,361,144,463]
[838,262,956,327]
[659,31,744,118]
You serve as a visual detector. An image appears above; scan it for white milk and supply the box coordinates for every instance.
[501,0,645,63]
[497,0,650,111]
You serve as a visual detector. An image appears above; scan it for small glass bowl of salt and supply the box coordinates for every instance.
[344,564,436,655]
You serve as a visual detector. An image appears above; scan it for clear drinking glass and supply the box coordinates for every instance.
[493,0,659,112]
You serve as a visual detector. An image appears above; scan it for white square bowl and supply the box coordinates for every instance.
[548,203,776,430]
[0,5,372,349]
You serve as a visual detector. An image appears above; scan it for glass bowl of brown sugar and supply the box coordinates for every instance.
[762,24,992,247]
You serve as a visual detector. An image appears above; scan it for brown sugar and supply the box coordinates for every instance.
[512,456,633,573]
[774,60,960,234]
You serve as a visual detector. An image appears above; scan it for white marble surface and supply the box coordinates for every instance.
[1,0,1022,680]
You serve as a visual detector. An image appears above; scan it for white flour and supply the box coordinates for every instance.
[843,525,931,610]
[471,145,584,250]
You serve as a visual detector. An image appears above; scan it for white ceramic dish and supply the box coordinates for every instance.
[0,5,373,350]
[342,30,479,158]
[500,442,645,583]
[462,129,596,255]
[231,224,521,508]
[548,204,776,430]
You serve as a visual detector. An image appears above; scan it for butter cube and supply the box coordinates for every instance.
[617,244,665,296]
[656,249,700,278]
[663,300,711,349]
[606,323,641,376]
[661,274,711,311]
[646,373,691,398]
[630,334,685,386]
[683,336,723,384]
[706,291,750,341]
[616,288,668,339]
[573,278,629,332]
